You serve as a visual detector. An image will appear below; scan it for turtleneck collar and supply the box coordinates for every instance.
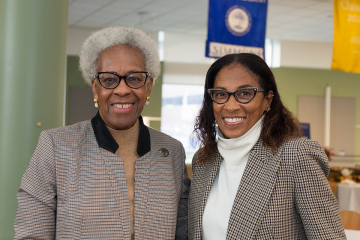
[217,116,263,168]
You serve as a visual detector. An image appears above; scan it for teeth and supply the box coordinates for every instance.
[113,103,134,109]
[224,118,245,123]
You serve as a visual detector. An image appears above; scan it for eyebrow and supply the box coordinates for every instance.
[213,84,254,90]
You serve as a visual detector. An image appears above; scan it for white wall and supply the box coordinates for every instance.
[280,40,333,69]
[163,32,216,64]
[163,62,211,85]
[67,26,98,55]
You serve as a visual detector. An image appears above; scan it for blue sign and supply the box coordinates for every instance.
[206,0,268,59]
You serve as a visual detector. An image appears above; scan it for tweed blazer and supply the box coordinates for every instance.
[14,115,189,239]
[188,137,346,240]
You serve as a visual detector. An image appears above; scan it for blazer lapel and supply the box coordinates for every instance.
[101,149,130,238]
[194,153,223,239]
[226,139,281,240]
[100,145,151,239]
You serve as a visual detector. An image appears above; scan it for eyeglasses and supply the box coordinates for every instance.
[94,71,149,89]
[207,87,266,104]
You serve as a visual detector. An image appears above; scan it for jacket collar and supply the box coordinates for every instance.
[91,112,151,157]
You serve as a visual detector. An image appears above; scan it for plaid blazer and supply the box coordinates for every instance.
[14,119,189,239]
[188,137,346,240]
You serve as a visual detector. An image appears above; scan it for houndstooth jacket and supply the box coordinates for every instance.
[188,137,346,240]
[14,114,189,239]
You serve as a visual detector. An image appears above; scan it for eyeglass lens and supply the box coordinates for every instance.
[211,88,257,103]
[98,72,147,89]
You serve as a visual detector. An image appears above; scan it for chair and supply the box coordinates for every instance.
[340,211,360,230]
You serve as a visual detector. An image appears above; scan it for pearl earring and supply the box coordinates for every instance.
[146,96,150,105]
[94,98,99,108]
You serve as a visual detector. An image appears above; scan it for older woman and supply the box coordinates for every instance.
[14,26,189,239]
[188,53,345,239]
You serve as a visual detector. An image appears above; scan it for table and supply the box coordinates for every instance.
[345,230,360,240]
[337,183,360,213]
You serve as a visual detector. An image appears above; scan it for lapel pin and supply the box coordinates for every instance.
[158,148,169,157]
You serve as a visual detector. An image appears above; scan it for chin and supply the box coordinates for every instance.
[114,122,134,130]
[108,114,138,130]
[219,125,245,138]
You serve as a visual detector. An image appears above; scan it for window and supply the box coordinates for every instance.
[161,84,204,164]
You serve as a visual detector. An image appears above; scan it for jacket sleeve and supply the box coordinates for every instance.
[175,146,190,240]
[293,140,346,239]
[14,131,57,239]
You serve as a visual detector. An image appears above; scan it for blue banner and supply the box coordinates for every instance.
[206,0,268,59]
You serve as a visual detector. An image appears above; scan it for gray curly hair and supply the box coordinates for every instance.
[79,26,160,85]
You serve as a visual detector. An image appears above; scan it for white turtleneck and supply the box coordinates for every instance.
[202,117,263,240]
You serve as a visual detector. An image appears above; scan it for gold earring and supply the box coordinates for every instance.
[94,98,99,108]
[267,107,271,112]
[146,96,150,105]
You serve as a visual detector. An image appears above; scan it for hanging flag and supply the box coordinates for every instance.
[332,0,360,73]
[206,0,268,59]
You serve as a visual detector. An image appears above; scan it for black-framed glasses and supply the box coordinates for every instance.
[94,71,150,89]
[207,87,266,104]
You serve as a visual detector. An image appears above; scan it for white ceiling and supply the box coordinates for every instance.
[68,0,334,42]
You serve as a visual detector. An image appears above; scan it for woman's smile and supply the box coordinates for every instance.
[223,117,246,125]
[112,103,134,109]
[110,102,135,114]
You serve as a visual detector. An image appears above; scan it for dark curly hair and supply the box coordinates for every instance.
[194,53,301,165]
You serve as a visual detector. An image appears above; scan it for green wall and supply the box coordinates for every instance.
[0,1,68,239]
[65,55,89,126]
[66,56,163,130]
[273,67,360,157]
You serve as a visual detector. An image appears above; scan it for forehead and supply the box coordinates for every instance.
[214,63,259,89]
[97,44,146,72]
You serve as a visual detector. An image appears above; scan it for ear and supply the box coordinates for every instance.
[146,77,154,97]
[91,80,98,99]
[264,90,274,110]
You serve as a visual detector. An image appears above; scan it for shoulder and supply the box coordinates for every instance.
[191,148,219,169]
[280,137,319,148]
[277,137,328,175]
[38,120,93,146]
[279,137,324,157]
[192,149,201,166]
[42,120,92,135]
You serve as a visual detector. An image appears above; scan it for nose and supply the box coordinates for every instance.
[224,94,241,112]
[113,77,132,96]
